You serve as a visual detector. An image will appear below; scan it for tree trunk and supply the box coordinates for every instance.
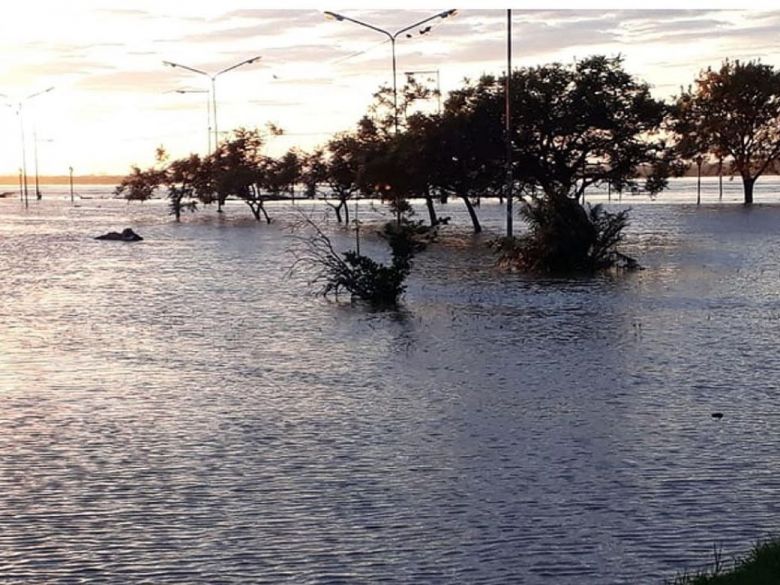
[332,203,342,223]
[249,203,262,221]
[342,199,349,225]
[260,203,271,224]
[696,161,702,206]
[424,192,438,227]
[461,195,481,233]
[718,160,723,202]
[743,176,755,206]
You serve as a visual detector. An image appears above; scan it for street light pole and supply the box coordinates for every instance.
[18,104,28,207]
[324,10,456,135]
[163,56,261,212]
[163,56,262,151]
[33,124,41,200]
[5,87,54,208]
[505,9,513,238]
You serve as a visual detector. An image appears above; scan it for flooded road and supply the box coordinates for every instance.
[1,179,779,583]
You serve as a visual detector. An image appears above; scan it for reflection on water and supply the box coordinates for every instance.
[1,181,780,583]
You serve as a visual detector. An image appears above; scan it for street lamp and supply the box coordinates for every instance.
[163,57,261,213]
[162,56,262,152]
[2,87,54,207]
[324,9,456,134]
[505,9,513,238]
[403,69,441,114]
[33,132,54,201]
[166,88,212,154]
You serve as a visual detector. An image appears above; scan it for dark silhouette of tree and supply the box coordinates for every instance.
[421,80,506,233]
[500,56,673,200]
[671,87,711,205]
[291,217,432,307]
[315,133,366,224]
[678,59,780,205]
[113,165,161,202]
[114,147,203,221]
[165,154,206,221]
[485,55,673,272]
[267,149,302,202]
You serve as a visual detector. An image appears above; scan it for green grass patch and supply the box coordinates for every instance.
[670,539,780,584]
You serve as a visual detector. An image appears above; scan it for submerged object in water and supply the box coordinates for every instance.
[95,228,143,241]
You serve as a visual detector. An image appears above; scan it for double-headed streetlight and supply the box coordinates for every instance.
[404,69,441,114]
[2,87,54,206]
[324,10,456,134]
[163,56,262,152]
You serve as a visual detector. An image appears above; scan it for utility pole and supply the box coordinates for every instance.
[69,166,74,203]
[505,9,513,238]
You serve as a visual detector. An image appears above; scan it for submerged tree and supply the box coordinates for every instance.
[291,217,432,307]
[422,89,505,233]
[678,59,780,205]
[485,55,674,272]
[670,87,712,205]
[114,147,203,221]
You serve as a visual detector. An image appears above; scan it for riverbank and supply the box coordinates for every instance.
[671,539,780,584]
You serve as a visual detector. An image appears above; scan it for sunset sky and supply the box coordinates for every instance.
[1,1,779,176]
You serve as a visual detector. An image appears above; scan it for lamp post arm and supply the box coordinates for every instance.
[163,61,210,78]
[24,86,54,102]
[393,9,456,39]
[327,12,392,41]
[215,56,262,78]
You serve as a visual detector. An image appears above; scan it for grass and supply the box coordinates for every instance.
[669,539,780,584]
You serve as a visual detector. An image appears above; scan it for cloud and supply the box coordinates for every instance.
[77,69,181,93]
[249,98,304,107]
[181,10,327,43]
[95,8,153,18]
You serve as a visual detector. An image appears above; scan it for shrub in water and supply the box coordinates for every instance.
[495,195,636,274]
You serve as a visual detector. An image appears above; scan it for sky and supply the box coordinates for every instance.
[1,1,779,176]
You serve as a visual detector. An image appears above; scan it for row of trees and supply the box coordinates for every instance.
[115,56,780,280]
[119,57,780,224]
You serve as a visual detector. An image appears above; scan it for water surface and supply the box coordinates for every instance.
[1,179,780,583]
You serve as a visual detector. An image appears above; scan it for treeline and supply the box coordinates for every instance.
[115,55,780,281]
[118,56,780,226]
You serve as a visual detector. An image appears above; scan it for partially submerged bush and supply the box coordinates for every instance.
[495,195,638,273]
[291,218,434,306]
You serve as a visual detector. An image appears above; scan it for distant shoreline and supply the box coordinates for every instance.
[0,175,122,185]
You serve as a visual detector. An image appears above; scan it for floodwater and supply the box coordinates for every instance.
[1,178,780,583]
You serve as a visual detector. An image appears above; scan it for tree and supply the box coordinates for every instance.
[114,147,203,221]
[671,88,711,205]
[487,55,673,272]
[678,59,780,205]
[317,133,365,225]
[209,128,297,224]
[499,56,673,201]
[113,165,161,202]
[422,85,506,233]
[165,154,206,221]
[291,217,432,307]
[266,149,302,202]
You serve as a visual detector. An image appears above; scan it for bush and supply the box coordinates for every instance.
[495,195,637,273]
[292,218,434,306]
